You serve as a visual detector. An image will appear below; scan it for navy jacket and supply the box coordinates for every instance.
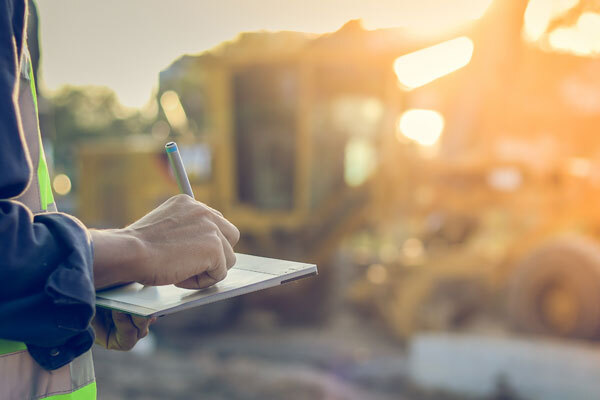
[0,0,96,370]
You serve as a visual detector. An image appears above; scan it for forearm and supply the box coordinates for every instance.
[0,207,96,369]
[90,229,146,290]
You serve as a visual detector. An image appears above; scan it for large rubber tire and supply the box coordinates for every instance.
[507,236,600,340]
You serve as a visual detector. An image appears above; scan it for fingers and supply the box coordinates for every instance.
[109,311,141,351]
[130,315,153,340]
[203,203,224,218]
[175,265,227,290]
[92,309,156,351]
[216,227,237,270]
[176,272,221,289]
[205,211,240,247]
[176,231,231,289]
[197,228,234,286]
[173,194,239,245]
[186,196,240,247]
[140,194,239,289]
[168,194,240,249]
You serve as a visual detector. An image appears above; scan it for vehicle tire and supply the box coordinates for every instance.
[507,235,600,340]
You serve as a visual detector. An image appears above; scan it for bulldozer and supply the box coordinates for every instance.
[78,20,429,321]
[349,0,600,340]
[78,0,600,339]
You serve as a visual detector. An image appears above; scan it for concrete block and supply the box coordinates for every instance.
[409,333,600,400]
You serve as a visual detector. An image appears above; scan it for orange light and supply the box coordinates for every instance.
[393,37,474,90]
[397,109,445,146]
[548,12,600,56]
[523,0,579,42]
[524,0,600,56]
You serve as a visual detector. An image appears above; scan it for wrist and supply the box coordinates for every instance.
[90,228,147,289]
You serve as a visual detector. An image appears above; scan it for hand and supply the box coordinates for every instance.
[91,194,240,290]
[92,308,156,351]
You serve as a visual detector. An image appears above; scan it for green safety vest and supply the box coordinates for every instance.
[0,47,96,400]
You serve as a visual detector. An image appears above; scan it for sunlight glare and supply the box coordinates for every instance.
[548,12,600,56]
[160,91,188,131]
[524,0,579,42]
[393,37,474,90]
[397,109,445,147]
[39,1,493,108]
[344,138,377,187]
[363,0,494,35]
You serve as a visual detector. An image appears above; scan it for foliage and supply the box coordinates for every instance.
[41,85,155,184]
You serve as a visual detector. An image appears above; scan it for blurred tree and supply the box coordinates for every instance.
[44,86,154,189]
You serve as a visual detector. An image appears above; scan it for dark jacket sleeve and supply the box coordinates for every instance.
[0,0,96,371]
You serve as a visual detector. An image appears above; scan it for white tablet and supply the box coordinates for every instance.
[95,253,318,317]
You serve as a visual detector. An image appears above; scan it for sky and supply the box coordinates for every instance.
[36,0,493,109]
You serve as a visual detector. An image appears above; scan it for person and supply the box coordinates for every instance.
[0,1,240,399]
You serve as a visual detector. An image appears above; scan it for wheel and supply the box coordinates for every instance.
[507,235,600,340]
[380,269,486,340]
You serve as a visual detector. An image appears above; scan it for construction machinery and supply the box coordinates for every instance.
[78,0,600,339]
[349,0,600,340]
[79,21,425,319]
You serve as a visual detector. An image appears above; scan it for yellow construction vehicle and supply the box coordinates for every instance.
[79,20,428,319]
[348,0,600,340]
[79,0,600,339]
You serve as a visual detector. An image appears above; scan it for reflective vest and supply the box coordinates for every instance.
[0,47,97,400]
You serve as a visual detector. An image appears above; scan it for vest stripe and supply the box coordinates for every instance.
[0,349,96,400]
[0,49,95,400]
[0,339,27,355]
[43,382,96,400]
[28,65,55,211]
[37,135,54,211]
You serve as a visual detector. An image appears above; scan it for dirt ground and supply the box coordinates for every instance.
[93,307,473,400]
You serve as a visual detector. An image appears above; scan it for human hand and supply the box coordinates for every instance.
[127,194,239,288]
[91,194,240,290]
[92,308,156,351]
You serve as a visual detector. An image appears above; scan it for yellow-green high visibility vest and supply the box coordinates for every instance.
[0,47,96,400]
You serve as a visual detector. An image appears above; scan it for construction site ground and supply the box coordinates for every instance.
[92,306,480,400]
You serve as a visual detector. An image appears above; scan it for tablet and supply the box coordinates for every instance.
[95,253,318,317]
